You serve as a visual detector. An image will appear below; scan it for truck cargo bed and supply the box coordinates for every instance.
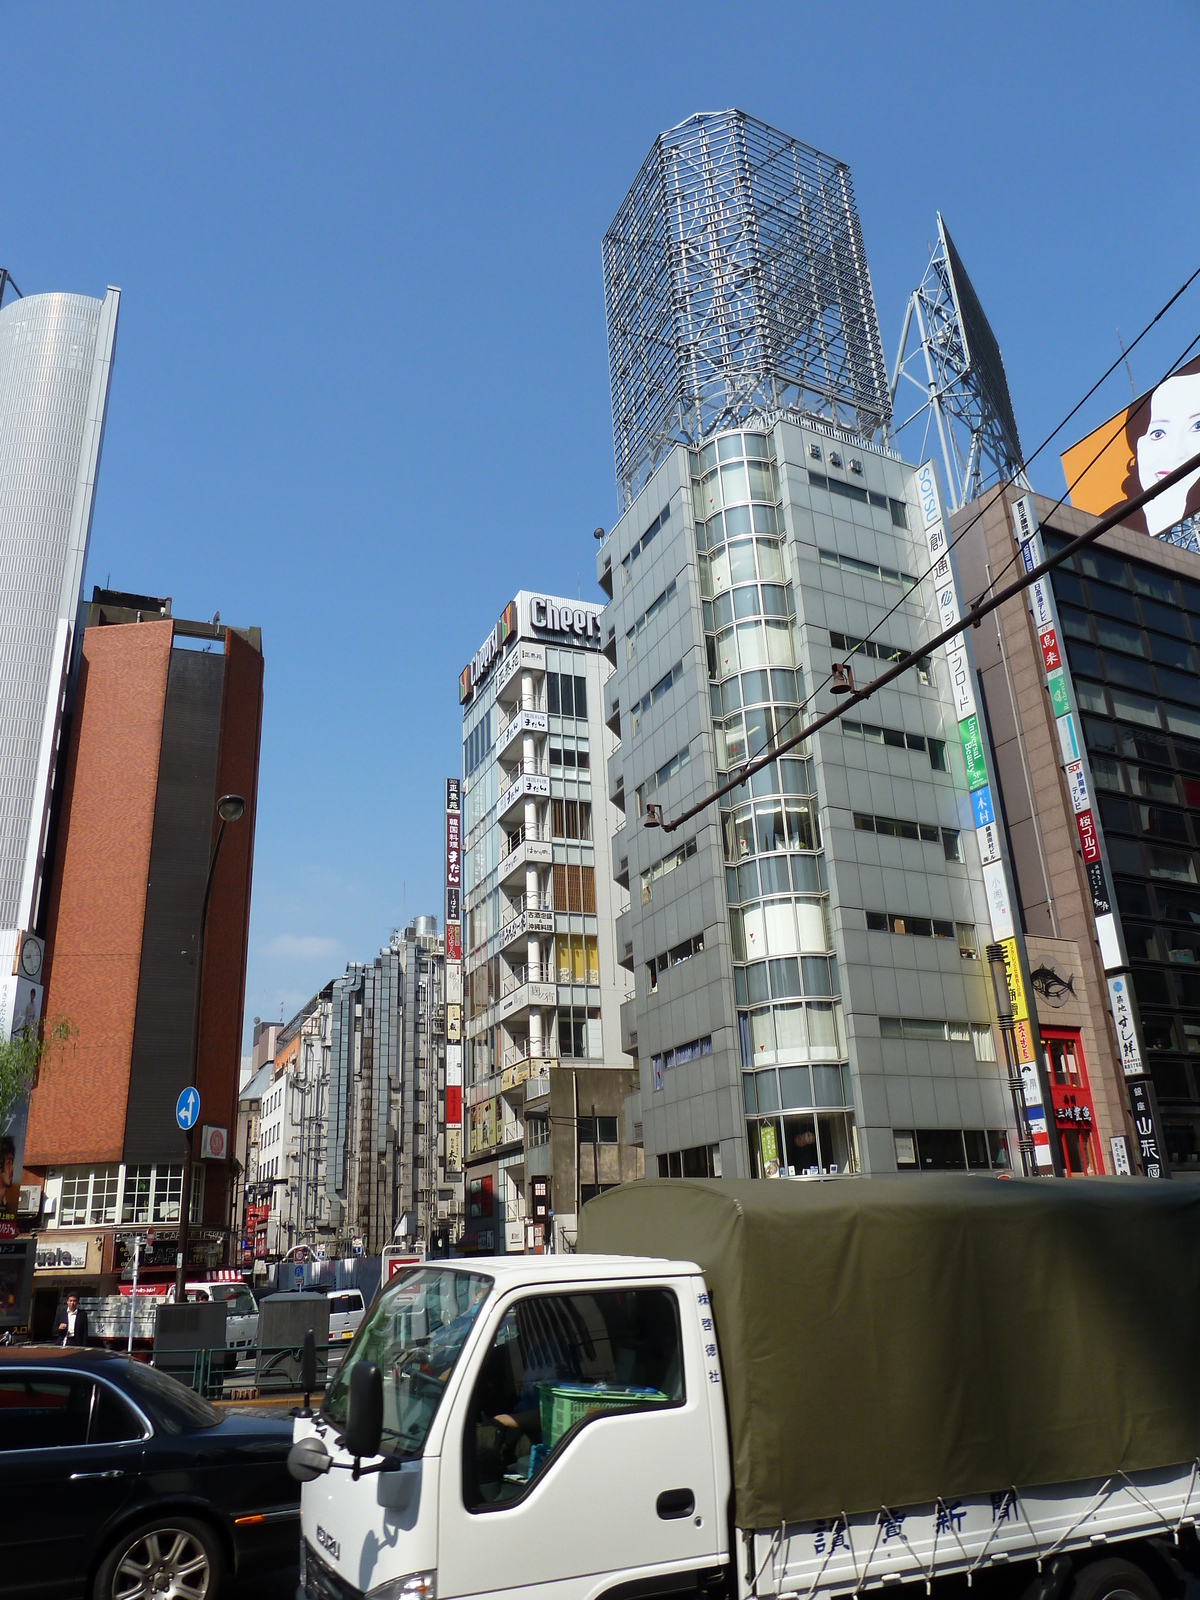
[746,1460,1200,1599]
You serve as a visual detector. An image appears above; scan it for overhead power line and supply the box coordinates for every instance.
[645,444,1200,834]
[713,270,1200,794]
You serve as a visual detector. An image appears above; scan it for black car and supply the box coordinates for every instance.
[0,1346,299,1600]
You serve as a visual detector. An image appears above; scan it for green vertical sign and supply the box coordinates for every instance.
[959,712,988,790]
[1047,667,1070,717]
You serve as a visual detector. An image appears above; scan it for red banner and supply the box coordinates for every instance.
[1075,808,1100,863]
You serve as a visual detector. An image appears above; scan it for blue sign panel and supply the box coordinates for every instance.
[175,1086,200,1131]
[970,785,995,829]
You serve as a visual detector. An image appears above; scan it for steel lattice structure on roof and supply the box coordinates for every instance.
[603,109,892,511]
[889,213,1027,512]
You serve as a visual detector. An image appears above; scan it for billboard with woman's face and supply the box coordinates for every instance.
[1061,354,1200,538]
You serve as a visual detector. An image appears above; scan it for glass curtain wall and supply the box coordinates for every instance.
[693,430,858,1177]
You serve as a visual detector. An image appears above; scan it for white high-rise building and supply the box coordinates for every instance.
[0,285,120,933]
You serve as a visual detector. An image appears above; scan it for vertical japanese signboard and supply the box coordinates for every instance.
[917,463,1055,1171]
[444,778,463,1173]
[1010,495,1165,1177]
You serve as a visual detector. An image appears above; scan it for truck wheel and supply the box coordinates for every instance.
[1069,1558,1161,1600]
[93,1515,223,1600]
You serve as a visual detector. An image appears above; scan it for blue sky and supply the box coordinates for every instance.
[3,3,1197,1048]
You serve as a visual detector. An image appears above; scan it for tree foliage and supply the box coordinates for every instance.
[0,1016,75,1130]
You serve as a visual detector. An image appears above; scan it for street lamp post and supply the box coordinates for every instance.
[175,793,246,1301]
[987,943,1037,1177]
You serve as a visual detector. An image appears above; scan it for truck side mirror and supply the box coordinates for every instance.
[288,1434,332,1482]
[300,1328,317,1415]
[345,1360,383,1468]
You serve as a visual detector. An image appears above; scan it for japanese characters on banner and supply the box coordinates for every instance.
[1127,1079,1162,1179]
[917,463,1052,1168]
[444,778,463,1173]
[1011,494,1162,1177]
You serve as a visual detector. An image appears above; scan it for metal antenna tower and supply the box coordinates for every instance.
[604,110,892,511]
[0,270,21,308]
[889,214,1026,511]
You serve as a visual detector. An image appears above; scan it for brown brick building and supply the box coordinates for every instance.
[24,590,262,1318]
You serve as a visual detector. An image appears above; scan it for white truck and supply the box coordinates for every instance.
[287,1176,1200,1600]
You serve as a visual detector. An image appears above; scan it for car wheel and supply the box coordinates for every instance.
[93,1515,223,1600]
[1068,1558,1161,1600]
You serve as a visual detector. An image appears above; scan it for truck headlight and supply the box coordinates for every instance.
[367,1572,436,1600]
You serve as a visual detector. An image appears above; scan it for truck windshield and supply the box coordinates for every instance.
[323,1266,493,1458]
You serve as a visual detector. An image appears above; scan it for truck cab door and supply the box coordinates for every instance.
[437,1277,724,1600]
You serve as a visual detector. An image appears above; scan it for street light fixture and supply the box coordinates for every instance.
[175,793,247,1300]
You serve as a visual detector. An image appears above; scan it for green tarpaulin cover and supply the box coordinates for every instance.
[577,1176,1200,1529]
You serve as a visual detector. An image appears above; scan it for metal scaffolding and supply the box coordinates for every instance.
[889,213,1027,511]
[603,109,892,511]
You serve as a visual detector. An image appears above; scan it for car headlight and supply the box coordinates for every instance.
[367,1571,436,1600]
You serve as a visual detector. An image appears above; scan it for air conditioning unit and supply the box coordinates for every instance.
[17,1185,43,1220]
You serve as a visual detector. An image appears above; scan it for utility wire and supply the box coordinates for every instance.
[724,267,1200,782]
[647,444,1200,833]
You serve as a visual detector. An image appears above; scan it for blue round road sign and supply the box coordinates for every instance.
[176,1086,200,1131]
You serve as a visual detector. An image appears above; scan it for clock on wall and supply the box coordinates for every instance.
[18,933,43,982]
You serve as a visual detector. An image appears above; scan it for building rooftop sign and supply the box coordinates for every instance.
[459,593,603,704]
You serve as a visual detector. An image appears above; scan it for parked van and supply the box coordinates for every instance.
[325,1289,366,1344]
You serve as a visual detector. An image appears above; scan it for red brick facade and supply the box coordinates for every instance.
[25,622,173,1165]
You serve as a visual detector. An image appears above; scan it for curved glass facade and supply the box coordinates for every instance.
[0,288,119,926]
[692,428,857,1177]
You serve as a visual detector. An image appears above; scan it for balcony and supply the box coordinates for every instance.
[621,997,638,1057]
[603,625,617,667]
[497,962,556,1024]
[499,898,555,950]
[499,768,551,822]
[605,690,621,737]
[612,831,629,891]
[598,555,613,600]
[500,1049,557,1095]
[497,707,548,764]
[608,749,625,811]
[615,907,633,973]
[499,825,553,888]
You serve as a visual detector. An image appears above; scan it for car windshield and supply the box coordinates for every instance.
[120,1360,221,1433]
[323,1266,492,1458]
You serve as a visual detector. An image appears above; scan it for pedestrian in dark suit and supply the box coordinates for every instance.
[56,1293,88,1346]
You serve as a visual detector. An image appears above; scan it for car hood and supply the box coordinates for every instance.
[201,1410,296,1447]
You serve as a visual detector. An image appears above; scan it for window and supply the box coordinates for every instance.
[650,1035,714,1090]
[893,1129,1011,1172]
[830,631,932,685]
[551,864,596,914]
[323,1267,492,1460]
[634,744,691,815]
[550,800,592,840]
[657,1144,722,1178]
[865,912,975,953]
[640,837,697,903]
[880,1018,994,1059]
[526,1115,550,1147]
[853,813,962,858]
[0,1374,96,1450]
[626,579,679,660]
[578,1116,618,1145]
[629,659,686,736]
[818,547,917,586]
[621,502,673,585]
[558,1007,600,1059]
[555,934,599,986]
[463,1289,683,1510]
[90,1383,143,1444]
